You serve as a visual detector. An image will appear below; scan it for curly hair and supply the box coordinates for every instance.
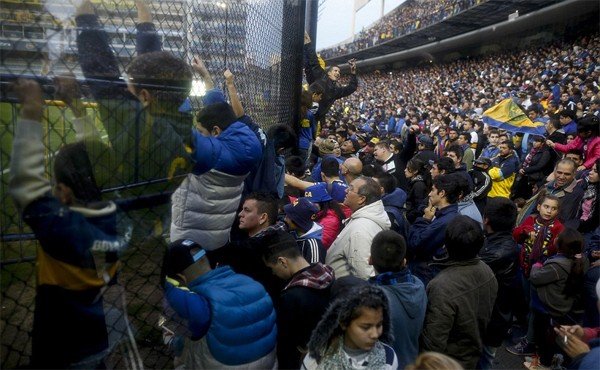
[307,285,393,363]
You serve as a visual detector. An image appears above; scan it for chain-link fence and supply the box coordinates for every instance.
[0,0,305,368]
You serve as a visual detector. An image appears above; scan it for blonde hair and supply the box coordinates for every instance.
[405,352,464,370]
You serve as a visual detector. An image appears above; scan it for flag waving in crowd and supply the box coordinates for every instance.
[483,99,547,136]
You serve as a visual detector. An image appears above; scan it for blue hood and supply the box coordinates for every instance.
[382,188,407,209]
[388,277,427,319]
[372,270,426,319]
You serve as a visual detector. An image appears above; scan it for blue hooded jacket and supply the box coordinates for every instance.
[191,120,262,176]
[165,266,277,366]
[370,269,427,370]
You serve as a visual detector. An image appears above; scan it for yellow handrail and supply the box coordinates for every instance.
[43,100,98,108]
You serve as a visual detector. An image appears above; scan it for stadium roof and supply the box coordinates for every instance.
[323,0,567,64]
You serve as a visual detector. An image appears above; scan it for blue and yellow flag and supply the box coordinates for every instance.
[482,99,546,135]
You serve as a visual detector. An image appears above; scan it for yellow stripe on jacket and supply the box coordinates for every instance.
[37,247,120,291]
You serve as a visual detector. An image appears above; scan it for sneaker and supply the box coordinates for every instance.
[507,338,536,356]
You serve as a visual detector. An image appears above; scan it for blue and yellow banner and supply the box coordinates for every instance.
[482,99,546,135]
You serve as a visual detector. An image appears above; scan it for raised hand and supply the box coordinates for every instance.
[224,69,234,85]
[348,58,357,74]
[135,0,152,23]
[192,56,210,77]
[12,79,43,122]
[54,73,86,118]
[192,56,214,89]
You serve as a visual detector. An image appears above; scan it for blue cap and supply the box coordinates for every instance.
[202,88,226,105]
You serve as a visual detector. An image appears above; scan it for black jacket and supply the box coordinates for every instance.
[212,229,286,299]
[396,131,418,190]
[469,168,492,200]
[276,264,333,369]
[406,176,429,223]
[414,149,437,165]
[522,145,553,183]
[479,231,519,347]
[304,42,357,122]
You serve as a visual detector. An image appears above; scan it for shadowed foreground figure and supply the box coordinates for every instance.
[9,79,129,369]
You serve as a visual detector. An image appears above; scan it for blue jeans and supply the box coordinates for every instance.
[518,268,535,343]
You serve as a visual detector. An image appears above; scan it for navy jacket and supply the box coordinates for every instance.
[9,119,127,368]
[382,188,409,239]
[408,204,459,285]
[408,204,459,261]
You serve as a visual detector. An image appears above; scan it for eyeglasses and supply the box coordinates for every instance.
[347,185,360,195]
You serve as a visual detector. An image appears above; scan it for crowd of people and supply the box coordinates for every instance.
[319,0,483,60]
[290,29,599,370]
[5,0,600,369]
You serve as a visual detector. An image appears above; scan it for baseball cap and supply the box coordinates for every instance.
[202,88,226,105]
[417,134,433,147]
[356,133,368,142]
[164,239,206,278]
[283,197,318,232]
[474,157,492,167]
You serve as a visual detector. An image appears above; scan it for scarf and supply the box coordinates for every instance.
[529,216,555,266]
[317,337,387,370]
[370,269,413,286]
[580,181,598,222]
[285,263,334,291]
[522,146,540,170]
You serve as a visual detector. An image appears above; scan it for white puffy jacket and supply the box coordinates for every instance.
[170,169,246,250]
[325,200,391,279]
